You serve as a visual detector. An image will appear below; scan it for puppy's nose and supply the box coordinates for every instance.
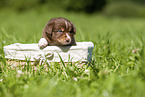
[66,38,70,43]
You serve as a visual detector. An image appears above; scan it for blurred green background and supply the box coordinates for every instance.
[0,0,145,17]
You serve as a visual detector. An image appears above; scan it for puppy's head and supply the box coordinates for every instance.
[42,17,76,46]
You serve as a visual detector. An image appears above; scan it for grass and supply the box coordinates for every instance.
[0,7,145,97]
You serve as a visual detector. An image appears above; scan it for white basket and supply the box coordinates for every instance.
[4,42,94,62]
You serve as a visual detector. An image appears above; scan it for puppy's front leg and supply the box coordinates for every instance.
[38,38,48,49]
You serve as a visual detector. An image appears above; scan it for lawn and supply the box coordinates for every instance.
[0,8,145,97]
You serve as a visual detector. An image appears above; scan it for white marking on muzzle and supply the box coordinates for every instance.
[65,21,68,28]
[66,33,71,39]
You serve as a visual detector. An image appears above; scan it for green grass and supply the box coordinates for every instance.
[0,8,145,97]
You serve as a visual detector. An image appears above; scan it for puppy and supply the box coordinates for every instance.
[38,17,76,49]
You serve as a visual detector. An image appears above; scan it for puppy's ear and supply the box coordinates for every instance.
[42,18,57,39]
[70,21,76,34]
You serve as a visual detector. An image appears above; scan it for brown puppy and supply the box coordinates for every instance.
[38,17,76,49]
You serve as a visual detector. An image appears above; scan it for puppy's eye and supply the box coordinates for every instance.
[58,30,63,33]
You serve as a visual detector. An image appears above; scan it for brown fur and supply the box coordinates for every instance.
[42,17,76,46]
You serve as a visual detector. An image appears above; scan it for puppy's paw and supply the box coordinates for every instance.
[38,38,48,49]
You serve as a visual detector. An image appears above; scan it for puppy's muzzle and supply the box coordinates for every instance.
[57,33,71,45]
[65,33,71,43]
[66,38,70,43]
